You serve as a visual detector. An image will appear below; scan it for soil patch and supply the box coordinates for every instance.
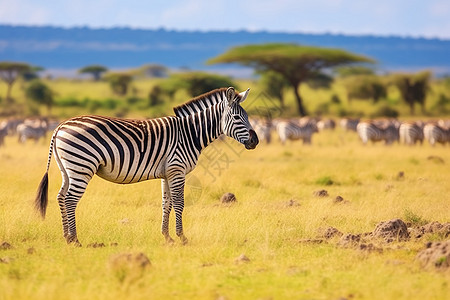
[416,240,450,270]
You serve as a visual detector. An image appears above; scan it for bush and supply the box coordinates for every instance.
[371,105,399,118]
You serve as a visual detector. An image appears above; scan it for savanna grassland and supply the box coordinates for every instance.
[1,127,449,300]
[0,78,450,299]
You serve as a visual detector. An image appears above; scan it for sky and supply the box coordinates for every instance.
[0,0,449,39]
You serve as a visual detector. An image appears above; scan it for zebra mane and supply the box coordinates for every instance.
[173,88,228,118]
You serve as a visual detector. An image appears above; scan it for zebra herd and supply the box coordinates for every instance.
[250,117,450,146]
[0,118,60,146]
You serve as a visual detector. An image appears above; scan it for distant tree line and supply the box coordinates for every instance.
[0,43,442,117]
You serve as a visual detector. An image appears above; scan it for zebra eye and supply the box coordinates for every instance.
[232,115,241,123]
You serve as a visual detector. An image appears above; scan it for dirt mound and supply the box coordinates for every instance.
[372,219,409,242]
[338,233,361,247]
[0,242,12,250]
[319,227,343,239]
[409,222,450,239]
[416,240,450,270]
[108,252,151,282]
[235,254,251,264]
[220,192,237,204]
[313,190,328,197]
[87,242,106,248]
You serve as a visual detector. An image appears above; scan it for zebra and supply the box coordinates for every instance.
[276,119,318,145]
[317,118,336,131]
[17,119,48,143]
[399,122,424,145]
[34,87,259,246]
[0,122,7,147]
[251,117,273,144]
[424,123,450,146]
[340,118,359,132]
[356,120,399,145]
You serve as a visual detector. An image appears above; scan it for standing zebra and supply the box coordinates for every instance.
[424,123,450,146]
[17,119,48,143]
[340,118,359,132]
[357,120,399,145]
[276,119,318,145]
[399,122,424,145]
[35,87,259,245]
[252,118,273,144]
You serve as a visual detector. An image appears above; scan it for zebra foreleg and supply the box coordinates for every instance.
[167,174,188,245]
[161,179,174,244]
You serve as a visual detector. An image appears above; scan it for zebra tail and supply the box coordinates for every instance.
[35,127,58,219]
[35,172,49,219]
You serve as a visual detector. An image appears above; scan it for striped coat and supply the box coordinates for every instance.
[399,122,424,145]
[34,87,258,245]
[276,119,318,145]
[424,123,450,146]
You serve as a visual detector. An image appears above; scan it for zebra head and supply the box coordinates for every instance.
[222,87,259,150]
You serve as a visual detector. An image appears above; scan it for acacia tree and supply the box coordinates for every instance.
[258,70,290,108]
[79,65,108,81]
[162,72,236,98]
[25,80,54,113]
[208,43,373,116]
[106,73,133,96]
[0,61,32,103]
[390,71,431,114]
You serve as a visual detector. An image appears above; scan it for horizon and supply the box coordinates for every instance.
[1,23,449,42]
[1,0,449,39]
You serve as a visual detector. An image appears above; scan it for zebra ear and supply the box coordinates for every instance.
[238,88,250,104]
[226,87,235,106]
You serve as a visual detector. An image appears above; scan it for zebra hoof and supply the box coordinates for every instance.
[165,236,175,244]
[180,235,188,245]
[66,236,82,247]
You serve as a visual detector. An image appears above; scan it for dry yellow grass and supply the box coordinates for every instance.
[0,127,449,299]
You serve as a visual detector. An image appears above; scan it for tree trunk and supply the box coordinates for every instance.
[292,83,307,116]
[409,101,415,115]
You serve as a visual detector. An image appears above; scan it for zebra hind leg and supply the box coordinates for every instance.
[57,173,70,241]
[64,177,91,247]
[167,174,188,245]
[161,179,175,244]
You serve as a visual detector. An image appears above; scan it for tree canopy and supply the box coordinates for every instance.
[208,43,374,116]
[0,61,32,103]
[162,72,236,98]
[25,80,54,113]
[79,65,108,81]
[389,71,431,114]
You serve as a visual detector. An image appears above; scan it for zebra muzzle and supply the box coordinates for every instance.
[245,129,259,150]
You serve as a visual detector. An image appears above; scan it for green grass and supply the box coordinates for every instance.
[0,128,449,299]
[1,77,450,119]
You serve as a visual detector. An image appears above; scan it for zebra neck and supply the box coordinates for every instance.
[186,102,224,152]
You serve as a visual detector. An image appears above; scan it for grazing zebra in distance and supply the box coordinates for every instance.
[0,123,7,147]
[399,122,424,145]
[251,118,272,144]
[424,123,450,146]
[356,120,399,145]
[35,87,259,246]
[317,118,336,131]
[17,119,48,143]
[276,118,318,145]
[340,118,359,132]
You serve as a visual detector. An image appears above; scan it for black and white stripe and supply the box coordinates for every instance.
[17,119,48,143]
[276,118,318,145]
[357,120,399,145]
[424,123,450,146]
[35,87,258,245]
[399,122,424,145]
